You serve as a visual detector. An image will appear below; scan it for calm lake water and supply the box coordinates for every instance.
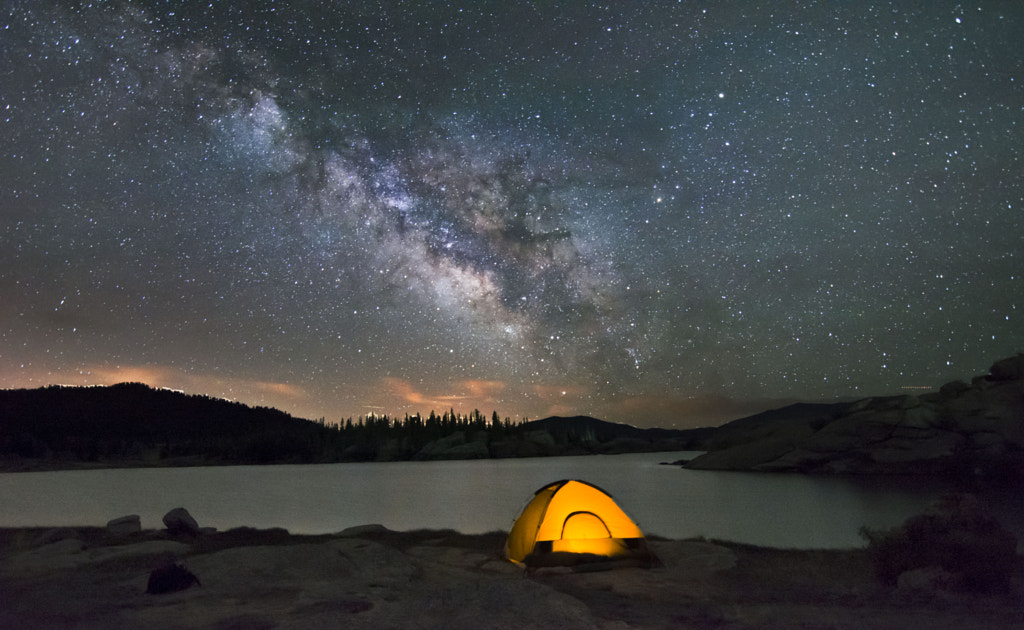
[1,452,1020,549]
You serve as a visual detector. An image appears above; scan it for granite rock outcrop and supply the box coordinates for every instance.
[687,355,1024,484]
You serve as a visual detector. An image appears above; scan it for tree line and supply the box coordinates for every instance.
[0,383,533,467]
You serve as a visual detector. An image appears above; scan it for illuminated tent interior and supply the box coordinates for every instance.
[505,479,656,568]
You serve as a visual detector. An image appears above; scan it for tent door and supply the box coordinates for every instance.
[561,511,612,540]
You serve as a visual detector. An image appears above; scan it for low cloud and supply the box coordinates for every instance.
[376,376,509,415]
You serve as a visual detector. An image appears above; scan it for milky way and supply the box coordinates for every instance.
[1,2,1021,427]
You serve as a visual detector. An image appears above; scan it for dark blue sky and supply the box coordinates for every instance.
[2,1,1021,427]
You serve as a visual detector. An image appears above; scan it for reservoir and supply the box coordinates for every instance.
[1,452,1020,549]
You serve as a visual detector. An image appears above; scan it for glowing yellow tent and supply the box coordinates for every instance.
[505,479,653,567]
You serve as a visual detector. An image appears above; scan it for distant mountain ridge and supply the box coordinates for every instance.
[527,415,716,445]
[14,354,1018,481]
[0,382,334,469]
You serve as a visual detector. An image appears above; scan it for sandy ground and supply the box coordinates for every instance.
[1,526,1022,629]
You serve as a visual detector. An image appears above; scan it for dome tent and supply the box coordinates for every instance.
[505,479,655,568]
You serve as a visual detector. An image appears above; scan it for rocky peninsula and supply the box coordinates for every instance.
[686,355,1024,486]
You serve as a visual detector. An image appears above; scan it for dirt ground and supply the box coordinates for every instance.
[1,526,1021,629]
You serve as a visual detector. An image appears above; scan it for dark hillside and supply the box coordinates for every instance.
[526,415,714,453]
[0,383,337,466]
[0,384,709,470]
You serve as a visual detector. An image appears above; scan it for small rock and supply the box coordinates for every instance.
[162,507,200,536]
[146,562,201,594]
[107,514,141,536]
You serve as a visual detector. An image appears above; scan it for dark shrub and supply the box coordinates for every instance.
[861,494,1018,592]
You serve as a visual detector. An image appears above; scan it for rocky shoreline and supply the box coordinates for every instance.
[2,506,1022,629]
[685,355,1024,486]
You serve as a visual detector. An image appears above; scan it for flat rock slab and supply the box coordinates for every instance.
[405,544,517,572]
[652,540,738,575]
[3,529,1021,629]
[2,535,604,630]
[86,541,191,565]
[3,540,190,575]
[535,540,739,603]
[127,539,600,630]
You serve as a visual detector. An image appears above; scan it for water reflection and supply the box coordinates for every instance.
[0,452,1019,549]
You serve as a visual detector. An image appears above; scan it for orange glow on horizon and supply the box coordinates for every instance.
[373,376,509,416]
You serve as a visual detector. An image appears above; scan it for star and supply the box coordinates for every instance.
[1,2,1021,428]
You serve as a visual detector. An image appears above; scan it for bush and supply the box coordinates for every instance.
[860,493,1018,593]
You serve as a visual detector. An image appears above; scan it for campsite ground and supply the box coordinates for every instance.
[1,526,1022,629]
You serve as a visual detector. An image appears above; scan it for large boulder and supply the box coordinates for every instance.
[162,507,200,536]
[106,514,141,537]
[146,563,200,594]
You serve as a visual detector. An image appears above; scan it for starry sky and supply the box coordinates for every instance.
[1,1,1021,428]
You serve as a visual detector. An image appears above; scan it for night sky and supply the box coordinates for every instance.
[2,2,1021,428]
